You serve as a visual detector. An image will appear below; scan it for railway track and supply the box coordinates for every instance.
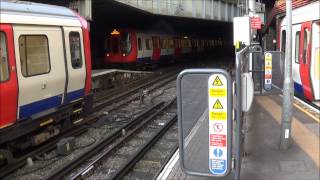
[2,68,179,180]
[0,127,87,178]
[47,98,177,180]
[93,65,181,103]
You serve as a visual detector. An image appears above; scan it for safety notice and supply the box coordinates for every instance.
[208,74,228,176]
[264,53,272,91]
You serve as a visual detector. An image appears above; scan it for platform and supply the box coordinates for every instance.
[91,69,152,91]
[158,95,319,180]
[91,69,152,78]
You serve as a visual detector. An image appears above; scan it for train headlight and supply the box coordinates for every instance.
[122,53,126,56]
[106,53,110,57]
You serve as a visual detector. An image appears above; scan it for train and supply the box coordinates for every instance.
[104,29,225,66]
[278,1,319,105]
[0,1,92,164]
[0,1,225,165]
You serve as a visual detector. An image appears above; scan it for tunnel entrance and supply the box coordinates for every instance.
[25,0,234,68]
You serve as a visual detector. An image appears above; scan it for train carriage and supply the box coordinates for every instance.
[0,1,92,163]
[104,29,221,66]
[279,1,320,104]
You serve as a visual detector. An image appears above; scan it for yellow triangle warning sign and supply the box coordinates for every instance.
[213,99,223,109]
[213,76,223,86]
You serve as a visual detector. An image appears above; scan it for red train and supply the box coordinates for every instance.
[0,1,92,164]
[104,29,225,65]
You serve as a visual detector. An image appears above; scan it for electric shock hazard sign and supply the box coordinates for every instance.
[207,73,229,176]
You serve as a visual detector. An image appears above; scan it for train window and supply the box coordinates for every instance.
[302,28,310,64]
[111,37,119,54]
[175,39,180,48]
[105,38,111,53]
[161,39,167,49]
[145,39,151,50]
[138,38,142,51]
[19,35,50,77]
[153,38,160,49]
[0,32,9,82]
[295,31,300,64]
[121,32,131,54]
[69,32,83,69]
[169,39,174,48]
[281,30,286,53]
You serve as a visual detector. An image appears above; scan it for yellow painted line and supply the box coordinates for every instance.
[0,122,14,129]
[293,103,320,123]
[256,96,319,167]
[73,108,82,113]
[40,118,54,127]
[70,98,83,104]
[73,118,83,124]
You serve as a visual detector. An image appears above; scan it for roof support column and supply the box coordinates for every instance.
[192,0,196,18]
[211,0,214,19]
[218,0,221,21]
[202,0,206,19]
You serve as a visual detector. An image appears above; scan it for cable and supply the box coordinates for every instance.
[150,86,176,105]
[34,154,58,161]
[15,135,97,177]
[14,157,60,177]
[73,134,97,150]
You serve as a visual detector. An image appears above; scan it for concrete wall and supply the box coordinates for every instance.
[115,0,243,22]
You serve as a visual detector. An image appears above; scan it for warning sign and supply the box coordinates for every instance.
[213,123,223,132]
[264,53,272,91]
[210,111,227,120]
[207,73,229,176]
[209,88,226,97]
[213,99,223,109]
[213,76,223,86]
[210,134,227,147]
[251,16,262,30]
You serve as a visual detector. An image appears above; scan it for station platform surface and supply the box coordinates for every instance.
[158,95,319,180]
[91,69,151,78]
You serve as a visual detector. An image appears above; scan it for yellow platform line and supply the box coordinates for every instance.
[293,102,320,123]
[256,96,319,167]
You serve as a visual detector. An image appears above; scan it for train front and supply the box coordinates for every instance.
[104,29,137,65]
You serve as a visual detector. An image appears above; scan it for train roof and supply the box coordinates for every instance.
[280,1,319,26]
[0,0,82,27]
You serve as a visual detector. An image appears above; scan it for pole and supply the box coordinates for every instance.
[248,0,256,15]
[234,46,248,180]
[235,48,242,180]
[280,0,293,150]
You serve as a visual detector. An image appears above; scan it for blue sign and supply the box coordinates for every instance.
[209,159,227,174]
[213,148,223,157]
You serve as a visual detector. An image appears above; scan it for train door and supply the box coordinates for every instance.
[0,24,18,127]
[299,21,313,101]
[13,25,66,119]
[292,24,303,95]
[63,27,86,103]
[174,38,181,59]
[141,35,152,63]
[137,34,143,60]
[311,21,320,101]
[144,36,152,57]
[152,36,160,61]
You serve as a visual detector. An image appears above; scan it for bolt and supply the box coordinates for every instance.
[122,129,126,136]
[27,157,33,166]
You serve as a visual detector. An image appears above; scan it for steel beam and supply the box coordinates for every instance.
[114,0,241,22]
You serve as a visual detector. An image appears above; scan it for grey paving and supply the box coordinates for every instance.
[167,95,319,180]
